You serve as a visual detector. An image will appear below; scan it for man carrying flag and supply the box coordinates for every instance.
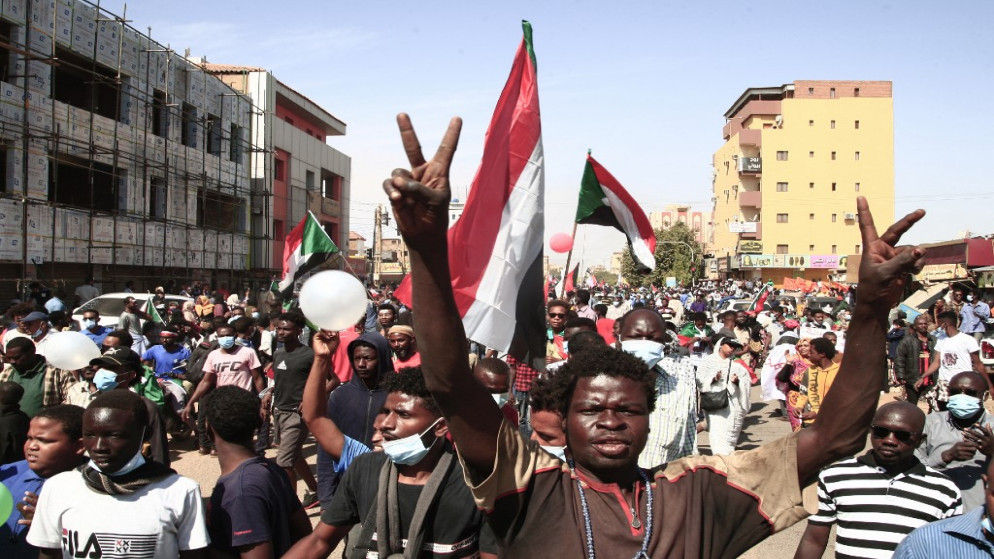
[575,154,657,271]
[278,211,340,297]
[749,281,774,313]
[391,21,546,379]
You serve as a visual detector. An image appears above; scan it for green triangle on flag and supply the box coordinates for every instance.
[144,299,165,324]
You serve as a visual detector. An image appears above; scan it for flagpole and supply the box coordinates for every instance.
[561,221,578,298]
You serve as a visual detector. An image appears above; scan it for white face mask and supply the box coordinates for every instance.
[381,418,443,465]
[540,445,567,462]
[621,339,665,369]
[88,428,146,475]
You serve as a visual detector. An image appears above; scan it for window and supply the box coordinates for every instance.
[831,182,837,191]
[52,46,122,122]
[855,120,860,129]
[196,188,244,232]
[854,87,860,97]
[809,182,815,189]
[832,214,837,223]
[831,244,837,254]
[831,151,837,160]
[830,120,836,129]
[776,244,789,254]
[0,144,7,192]
[776,213,788,223]
[149,177,166,219]
[181,103,197,148]
[206,113,222,156]
[229,124,244,163]
[808,87,814,95]
[855,182,860,192]
[855,244,861,253]
[776,182,788,192]
[830,87,836,98]
[306,170,316,191]
[48,155,122,212]
[809,120,814,126]
[855,151,861,160]
[274,159,285,181]
[322,169,343,201]
[776,151,788,161]
[152,89,168,137]
[809,244,815,251]
[809,151,814,158]
[809,213,815,220]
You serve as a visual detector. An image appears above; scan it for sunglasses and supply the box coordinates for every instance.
[870,425,916,444]
[548,313,566,318]
[948,388,983,398]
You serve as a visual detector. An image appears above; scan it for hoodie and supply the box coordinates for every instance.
[316,332,394,507]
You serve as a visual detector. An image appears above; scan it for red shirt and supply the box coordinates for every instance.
[393,351,422,370]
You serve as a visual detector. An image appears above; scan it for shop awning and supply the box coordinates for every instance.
[902,282,949,312]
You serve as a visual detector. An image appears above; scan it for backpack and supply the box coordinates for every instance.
[186,340,218,385]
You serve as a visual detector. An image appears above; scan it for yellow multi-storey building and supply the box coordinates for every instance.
[710,80,894,282]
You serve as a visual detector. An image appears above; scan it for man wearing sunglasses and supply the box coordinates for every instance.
[545,300,570,365]
[916,371,994,512]
[796,401,963,558]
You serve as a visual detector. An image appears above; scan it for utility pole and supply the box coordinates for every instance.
[372,205,383,285]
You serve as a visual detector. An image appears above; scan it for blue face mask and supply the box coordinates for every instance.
[621,339,664,369]
[82,319,97,330]
[947,393,983,419]
[218,336,236,349]
[93,369,122,392]
[381,418,442,465]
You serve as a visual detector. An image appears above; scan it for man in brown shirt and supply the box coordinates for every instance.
[382,112,928,558]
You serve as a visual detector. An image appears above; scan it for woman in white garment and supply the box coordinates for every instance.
[696,337,752,455]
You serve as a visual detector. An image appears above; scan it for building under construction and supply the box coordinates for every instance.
[0,0,350,302]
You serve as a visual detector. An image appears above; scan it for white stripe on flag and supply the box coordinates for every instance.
[600,186,655,271]
[461,140,545,352]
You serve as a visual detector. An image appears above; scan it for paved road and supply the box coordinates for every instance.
[172,385,914,558]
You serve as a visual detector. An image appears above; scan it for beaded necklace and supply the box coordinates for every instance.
[569,460,653,559]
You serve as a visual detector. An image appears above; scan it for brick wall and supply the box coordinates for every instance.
[793,80,892,99]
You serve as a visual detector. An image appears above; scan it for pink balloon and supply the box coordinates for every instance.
[549,232,574,253]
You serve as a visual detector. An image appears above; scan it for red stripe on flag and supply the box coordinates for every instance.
[586,156,656,253]
[395,29,542,322]
[281,214,307,279]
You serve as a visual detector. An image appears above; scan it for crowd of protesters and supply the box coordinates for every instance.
[1,121,993,557]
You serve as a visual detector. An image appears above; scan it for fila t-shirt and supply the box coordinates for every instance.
[26,470,210,558]
[935,332,980,383]
[202,346,262,391]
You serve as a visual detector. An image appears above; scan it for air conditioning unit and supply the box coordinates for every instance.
[844,213,856,220]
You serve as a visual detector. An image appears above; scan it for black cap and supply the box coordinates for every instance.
[89,347,141,369]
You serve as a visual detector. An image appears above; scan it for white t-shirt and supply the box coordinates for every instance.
[27,470,210,558]
[935,332,980,383]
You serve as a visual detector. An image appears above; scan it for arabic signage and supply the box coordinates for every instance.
[738,254,846,269]
[737,240,763,254]
[915,263,968,282]
[728,222,758,233]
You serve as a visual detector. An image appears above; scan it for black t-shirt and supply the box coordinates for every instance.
[322,450,496,557]
[209,456,303,555]
[272,345,314,410]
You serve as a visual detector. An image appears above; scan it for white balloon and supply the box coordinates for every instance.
[298,270,370,331]
[45,331,101,371]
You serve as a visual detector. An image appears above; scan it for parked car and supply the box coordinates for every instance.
[71,292,193,330]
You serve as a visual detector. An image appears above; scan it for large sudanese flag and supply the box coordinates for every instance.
[278,211,339,297]
[575,155,657,272]
[395,21,545,362]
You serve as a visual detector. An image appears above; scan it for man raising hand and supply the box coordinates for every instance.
[384,112,927,558]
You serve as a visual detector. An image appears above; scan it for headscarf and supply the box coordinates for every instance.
[195,295,214,317]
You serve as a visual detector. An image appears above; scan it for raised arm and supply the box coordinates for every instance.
[796,197,925,484]
[382,113,504,477]
[301,331,349,459]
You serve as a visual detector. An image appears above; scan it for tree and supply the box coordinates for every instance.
[619,223,703,288]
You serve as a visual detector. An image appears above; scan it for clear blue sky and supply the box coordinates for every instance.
[119,0,994,268]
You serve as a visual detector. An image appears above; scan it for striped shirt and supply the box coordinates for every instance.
[893,506,994,558]
[808,453,963,558]
[637,355,698,468]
